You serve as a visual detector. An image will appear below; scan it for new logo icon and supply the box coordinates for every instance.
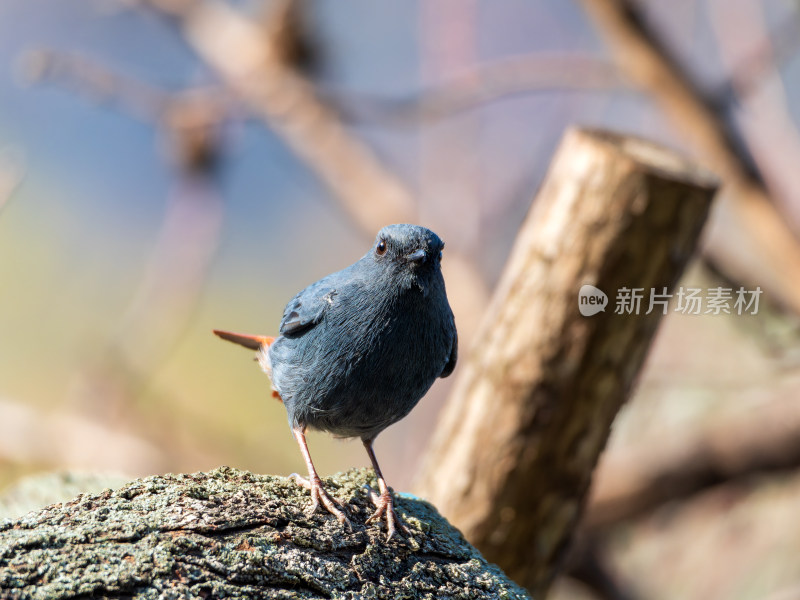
[579,284,608,316]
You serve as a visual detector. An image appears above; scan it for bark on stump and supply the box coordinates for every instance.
[0,467,530,599]
[416,127,718,595]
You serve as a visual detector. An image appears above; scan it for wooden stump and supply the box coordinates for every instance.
[416,127,718,595]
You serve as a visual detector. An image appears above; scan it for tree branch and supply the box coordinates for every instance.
[416,127,717,595]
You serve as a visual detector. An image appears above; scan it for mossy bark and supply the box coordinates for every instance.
[0,467,530,599]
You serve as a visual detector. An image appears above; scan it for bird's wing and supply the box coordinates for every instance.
[440,327,458,378]
[279,277,338,336]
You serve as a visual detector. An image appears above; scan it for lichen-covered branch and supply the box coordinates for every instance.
[0,467,530,599]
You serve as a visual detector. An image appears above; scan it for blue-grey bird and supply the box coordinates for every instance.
[214,224,458,539]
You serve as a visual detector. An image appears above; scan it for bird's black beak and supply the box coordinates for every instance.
[406,248,427,264]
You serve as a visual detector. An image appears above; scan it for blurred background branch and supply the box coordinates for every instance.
[0,147,24,213]
[587,395,800,531]
[580,0,800,316]
[140,0,492,342]
[0,396,164,474]
[326,54,625,126]
[140,0,417,233]
[21,48,171,122]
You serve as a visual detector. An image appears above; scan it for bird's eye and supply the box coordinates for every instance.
[376,240,387,255]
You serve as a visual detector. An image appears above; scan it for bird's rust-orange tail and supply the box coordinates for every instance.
[212,329,275,350]
[213,329,282,402]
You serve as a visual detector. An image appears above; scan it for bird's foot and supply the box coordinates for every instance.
[365,485,410,541]
[291,473,352,531]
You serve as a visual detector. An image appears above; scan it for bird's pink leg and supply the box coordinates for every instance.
[363,439,410,540]
[291,426,351,530]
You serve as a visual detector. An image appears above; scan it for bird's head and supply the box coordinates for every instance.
[368,224,445,294]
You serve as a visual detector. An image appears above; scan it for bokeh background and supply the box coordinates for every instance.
[2,1,800,598]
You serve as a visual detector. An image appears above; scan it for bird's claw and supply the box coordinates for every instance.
[291,473,352,531]
[364,484,410,541]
